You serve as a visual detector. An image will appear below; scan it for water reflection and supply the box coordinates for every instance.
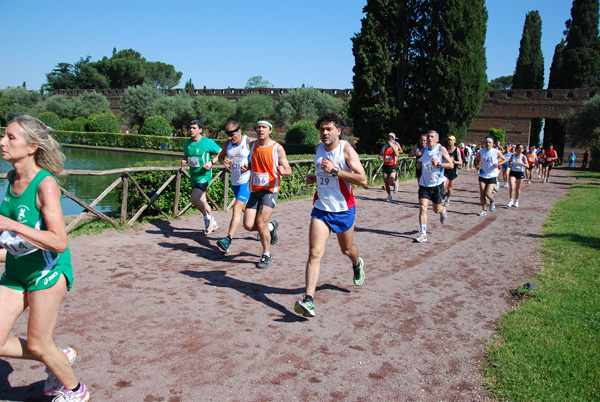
[0,147,180,215]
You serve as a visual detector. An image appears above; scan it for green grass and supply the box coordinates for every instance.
[483,172,600,401]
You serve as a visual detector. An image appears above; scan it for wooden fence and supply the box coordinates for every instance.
[0,157,414,233]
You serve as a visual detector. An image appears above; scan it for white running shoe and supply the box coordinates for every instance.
[514,200,519,207]
[478,210,488,216]
[44,347,77,396]
[490,200,496,212]
[51,383,90,402]
[394,181,399,192]
[414,232,428,243]
[205,216,218,234]
[443,198,450,208]
[440,207,447,224]
[507,199,514,208]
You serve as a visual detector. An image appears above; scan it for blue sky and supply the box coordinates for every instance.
[0,0,580,91]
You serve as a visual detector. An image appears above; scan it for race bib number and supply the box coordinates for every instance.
[546,156,553,162]
[252,172,270,187]
[0,231,38,256]
[231,156,247,172]
[385,155,394,163]
[316,171,336,188]
[188,157,200,167]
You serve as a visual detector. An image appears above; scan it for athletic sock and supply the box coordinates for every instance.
[268,222,274,231]
[69,383,81,392]
[263,252,271,258]
[420,224,427,234]
[304,295,314,302]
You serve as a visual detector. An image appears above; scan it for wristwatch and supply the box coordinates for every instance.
[331,167,339,177]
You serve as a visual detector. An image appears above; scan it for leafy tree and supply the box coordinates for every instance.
[285,120,320,145]
[120,84,166,128]
[185,79,195,90]
[43,62,76,92]
[150,93,194,132]
[489,128,506,145]
[546,0,599,155]
[140,116,172,137]
[349,0,487,152]
[37,112,63,130]
[0,87,42,125]
[85,113,121,133]
[488,76,513,90]
[562,94,600,145]
[274,87,341,127]
[145,61,182,89]
[513,10,545,146]
[235,94,274,128]
[245,75,273,88]
[191,96,236,135]
[70,91,111,118]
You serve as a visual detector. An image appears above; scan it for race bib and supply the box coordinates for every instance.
[385,155,395,163]
[231,156,247,172]
[546,156,553,162]
[252,172,270,187]
[188,157,200,168]
[0,231,39,256]
[316,171,336,188]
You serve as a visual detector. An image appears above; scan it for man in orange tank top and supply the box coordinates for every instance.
[241,118,292,269]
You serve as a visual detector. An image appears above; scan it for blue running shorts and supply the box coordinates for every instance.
[311,206,356,234]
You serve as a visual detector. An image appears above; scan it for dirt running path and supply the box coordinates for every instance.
[0,168,578,401]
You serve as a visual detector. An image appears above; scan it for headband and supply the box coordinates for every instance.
[226,126,240,135]
[255,120,273,129]
[485,137,494,142]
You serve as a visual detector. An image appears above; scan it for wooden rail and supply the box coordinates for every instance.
[0,157,414,233]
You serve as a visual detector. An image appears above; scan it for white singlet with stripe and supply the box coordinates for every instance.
[226,135,251,186]
[313,140,355,212]
[510,153,527,172]
[479,148,501,178]
[419,144,445,187]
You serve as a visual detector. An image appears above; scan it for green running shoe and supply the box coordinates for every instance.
[294,296,315,317]
[217,237,231,253]
[353,257,365,286]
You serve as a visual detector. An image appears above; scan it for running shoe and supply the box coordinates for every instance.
[294,295,315,317]
[478,210,488,216]
[394,181,399,192]
[217,237,231,253]
[514,200,519,208]
[503,183,509,188]
[204,216,219,234]
[490,200,496,212]
[256,254,273,269]
[507,199,514,207]
[440,207,447,224]
[443,198,450,208]
[528,180,531,184]
[44,347,77,396]
[270,220,279,245]
[546,178,550,183]
[386,194,392,201]
[414,232,428,243]
[51,383,90,402]
[353,257,365,286]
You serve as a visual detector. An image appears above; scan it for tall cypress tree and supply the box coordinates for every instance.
[350,0,488,150]
[349,0,399,153]
[513,10,545,146]
[429,0,488,141]
[546,0,599,154]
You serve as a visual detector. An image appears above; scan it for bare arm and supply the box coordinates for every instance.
[217,140,230,166]
[276,144,293,178]
[331,143,367,187]
[0,177,68,253]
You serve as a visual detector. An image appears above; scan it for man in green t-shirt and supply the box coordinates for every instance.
[181,120,222,233]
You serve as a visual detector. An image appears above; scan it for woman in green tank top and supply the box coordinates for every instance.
[0,116,90,401]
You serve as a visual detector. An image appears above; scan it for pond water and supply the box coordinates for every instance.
[0,147,181,215]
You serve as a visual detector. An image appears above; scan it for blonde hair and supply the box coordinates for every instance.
[15,115,65,177]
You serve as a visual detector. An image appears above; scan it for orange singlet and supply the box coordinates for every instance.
[382,145,398,166]
[527,152,536,167]
[249,141,280,193]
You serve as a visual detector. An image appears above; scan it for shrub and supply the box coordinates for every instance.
[285,120,320,145]
[70,91,111,118]
[140,115,172,137]
[37,112,63,130]
[85,113,121,133]
[62,116,87,132]
[489,128,506,146]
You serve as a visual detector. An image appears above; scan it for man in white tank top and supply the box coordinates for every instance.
[414,130,455,243]
[216,120,256,253]
[294,113,368,318]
